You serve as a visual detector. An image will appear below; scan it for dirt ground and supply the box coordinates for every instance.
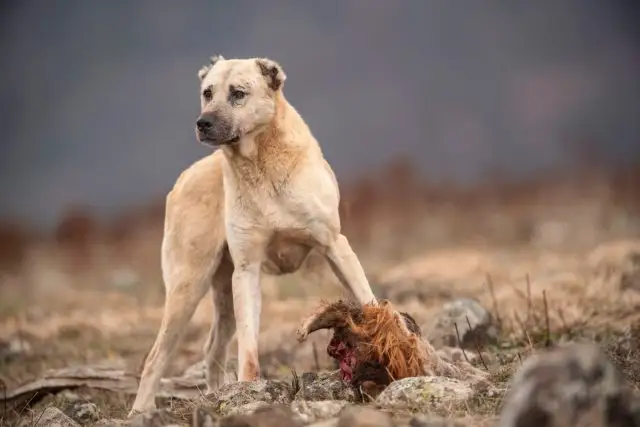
[1,167,640,426]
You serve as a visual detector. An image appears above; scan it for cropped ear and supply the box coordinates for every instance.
[198,54,225,81]
[256,58,286,91]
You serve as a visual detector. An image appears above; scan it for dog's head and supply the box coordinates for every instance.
[195,55,286,147]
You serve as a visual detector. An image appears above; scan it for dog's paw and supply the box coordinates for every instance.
[127,409,141,419]
[296,327,309,342]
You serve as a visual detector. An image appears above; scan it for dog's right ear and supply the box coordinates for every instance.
[198,55,225,81]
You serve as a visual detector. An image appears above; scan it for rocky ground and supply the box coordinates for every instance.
[1,239,640,426]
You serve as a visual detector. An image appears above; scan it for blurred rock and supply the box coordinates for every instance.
[295,372,357,402]
[426,298,497,350]
[408,415,469,427]
[223,401,272,416]
[498,342,640,427]
[211,380,294,417]
[0,336,32,362]
[32,407,80,427]
[94,419,128,427]
[192,407,217,427]
[376,376,473,411]
[336,406,393,427]
[218,404,302,427]
[291,400,349,424]
[127,409,181,427]
[67,401,101,424]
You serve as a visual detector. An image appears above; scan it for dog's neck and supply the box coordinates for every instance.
[221,93,321,184]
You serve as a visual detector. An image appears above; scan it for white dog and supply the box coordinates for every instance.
[129,55,378,415]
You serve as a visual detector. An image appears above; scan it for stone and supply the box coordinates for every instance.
[218,404,302,427]
[427,298,497,350]
[32,407,80,427]
[0,336,32,363]
[291,400,349,424]
[127,409,182,427]
[336,406,393,427]
[224,401,272,416]
[94,420,128,427]
[376,376,473,411]
[307,420,339,427]
[67,401,101,424]
[192,407,217,427]
[407,415,470,427]
[295,372,357,402]
[498,342,640,427]
[211,380,294,417]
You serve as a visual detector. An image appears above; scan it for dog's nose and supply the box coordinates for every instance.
[196,117,213,132]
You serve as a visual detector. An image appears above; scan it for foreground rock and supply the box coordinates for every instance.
[375,376,473,411]
[335,406,393,427]
[211,380,295,416]
[66,401,101,424]
[498,342,640,427]
[295,372,357,402]
[214,404,302,427]
[291,400,349,424]
[32,407,80,427]
[427,298,498,350]
[127,409,182,427]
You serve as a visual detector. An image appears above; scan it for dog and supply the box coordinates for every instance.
[129,55,378,415]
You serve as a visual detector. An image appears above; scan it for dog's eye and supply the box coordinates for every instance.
[202,88,213,101]
[231,89,246,100]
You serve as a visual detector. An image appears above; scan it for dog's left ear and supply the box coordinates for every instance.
[256,58,286,91]
[198,54,225,81]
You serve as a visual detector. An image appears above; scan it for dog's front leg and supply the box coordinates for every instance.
[232,259,262,381]
[325,234,377,306]
[227,227,265,382]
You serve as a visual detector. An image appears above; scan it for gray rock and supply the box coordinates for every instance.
[224,401,272,416]
[307,420,339,427]
[291,400,349,424]
[295,372,357,402]
[67,401,101,424]
[192,407,217,427]
[498,342,640,427]
[336,406,393,427]
[376,376,473,411]
[0,336,32,362]
[32,407,80,427]
[408,415,470,426]
[211,380,294,417]
[218,404,302,427]
[94,419,128,427]
[127,409,182,427]
[427,298,497,350]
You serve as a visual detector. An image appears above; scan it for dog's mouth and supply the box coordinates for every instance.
[197,132,240,147]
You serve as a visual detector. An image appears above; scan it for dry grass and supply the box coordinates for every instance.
[1,159,639,425]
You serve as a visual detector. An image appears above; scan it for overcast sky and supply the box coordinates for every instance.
[1,1,639,228]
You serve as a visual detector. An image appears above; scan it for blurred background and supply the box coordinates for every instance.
[1,1,640,400]
[2,1,640,273]
[1,0,640,287]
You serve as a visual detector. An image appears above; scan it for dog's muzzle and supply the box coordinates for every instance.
[195,113,239,146]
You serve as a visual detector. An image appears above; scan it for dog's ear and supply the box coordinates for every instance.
[198,54,225,81]
[256,58,286,91]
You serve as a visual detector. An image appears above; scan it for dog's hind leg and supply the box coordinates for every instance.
[130,247,220,415]
[203,248,236,393]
